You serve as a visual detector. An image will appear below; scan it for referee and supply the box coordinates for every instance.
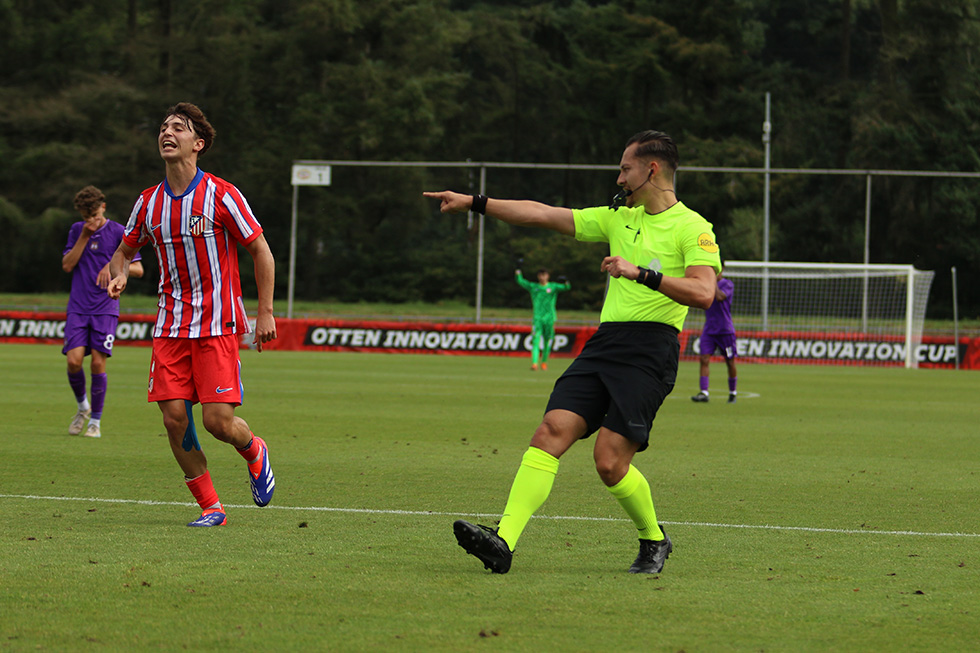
[424,130,721,575]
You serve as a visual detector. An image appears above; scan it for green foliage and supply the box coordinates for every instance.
[1,0,980,317]
[0,197,26,287]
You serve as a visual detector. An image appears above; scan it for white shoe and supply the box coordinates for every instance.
[69,408,91,435]
[82,423,101,438]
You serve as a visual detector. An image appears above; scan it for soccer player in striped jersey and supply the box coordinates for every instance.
[107,102,277,527]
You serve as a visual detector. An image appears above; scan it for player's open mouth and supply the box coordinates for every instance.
[161,141,177,150]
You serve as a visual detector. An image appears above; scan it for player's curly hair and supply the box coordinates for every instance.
[164,102,216,156]
[73,185,105,217]
[626,130,679,173]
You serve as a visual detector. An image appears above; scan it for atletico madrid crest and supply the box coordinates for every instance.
[189,214,211,236]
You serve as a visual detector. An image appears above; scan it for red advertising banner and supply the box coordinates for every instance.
[255,317,595,358]
[683,330,974,369]
[0,311,592,358]
[0,311,154,347]
[2,310,977,369]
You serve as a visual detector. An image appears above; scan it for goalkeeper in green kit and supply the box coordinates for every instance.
[515,264,570,371]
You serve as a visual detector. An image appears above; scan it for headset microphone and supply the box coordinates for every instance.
[609,173,653,211]
[609,188,631,210]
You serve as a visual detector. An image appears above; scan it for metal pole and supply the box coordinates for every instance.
[762,92,771,329]
[475,165,487,324]
[466,158,474,232]
[904,267,915,369]
[287,183,298,319]
[863,174,872,265]
[862,174,872,332]
[952,266,960,370]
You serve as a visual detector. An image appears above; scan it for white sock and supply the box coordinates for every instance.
[78,399,91,412]
[88,417,101,428]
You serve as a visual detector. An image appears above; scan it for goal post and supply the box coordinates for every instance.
[684,261,936,368]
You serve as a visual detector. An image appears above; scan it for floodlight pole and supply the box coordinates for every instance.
[762,92,772,329]
[904,267,916,369]
[952,266,960,370]
[862,174,872,332]
[863,174,872,266]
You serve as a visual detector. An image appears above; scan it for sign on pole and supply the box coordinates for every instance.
[288,164,332,318]
[291,164,332,187]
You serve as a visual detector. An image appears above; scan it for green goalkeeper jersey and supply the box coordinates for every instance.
[515,273,570,323]
[572,201,721,331]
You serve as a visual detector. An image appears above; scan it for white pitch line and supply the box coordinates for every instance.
[2,493,977,538]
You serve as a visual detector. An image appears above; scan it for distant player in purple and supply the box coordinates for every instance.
[62,186,143,437]
[692,260,738,403]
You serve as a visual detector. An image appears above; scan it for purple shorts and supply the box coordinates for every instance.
[698,332,738,359]
[62,313,119,357]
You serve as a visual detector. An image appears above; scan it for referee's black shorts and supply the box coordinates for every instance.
[545,321,679,452]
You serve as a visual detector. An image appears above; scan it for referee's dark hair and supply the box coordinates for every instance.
[626,130,679,173]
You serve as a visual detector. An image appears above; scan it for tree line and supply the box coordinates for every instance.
[1,0,978,318]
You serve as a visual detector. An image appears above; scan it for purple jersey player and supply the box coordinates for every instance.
[692,261,738,403]
[62,186,143,437]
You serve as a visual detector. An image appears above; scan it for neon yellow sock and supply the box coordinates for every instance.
[496,447,560,550]
[607,465,664,541]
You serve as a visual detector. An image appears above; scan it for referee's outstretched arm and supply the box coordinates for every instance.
[424,190,575,236]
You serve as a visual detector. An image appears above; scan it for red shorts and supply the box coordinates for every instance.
[148,335,243,405]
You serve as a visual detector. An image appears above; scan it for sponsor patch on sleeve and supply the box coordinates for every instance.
[697,233,719,253]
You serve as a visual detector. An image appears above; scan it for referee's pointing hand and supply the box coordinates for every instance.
[423,190,471,214]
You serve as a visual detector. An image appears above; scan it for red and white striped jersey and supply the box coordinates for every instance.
[123,169,263,338]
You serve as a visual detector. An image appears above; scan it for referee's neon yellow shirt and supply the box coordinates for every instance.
[573,202,722,331]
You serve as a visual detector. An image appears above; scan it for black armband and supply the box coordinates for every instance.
[635,267,663,291]
[471,194,488,214]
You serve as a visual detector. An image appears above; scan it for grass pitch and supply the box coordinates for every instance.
[2,343,978,651]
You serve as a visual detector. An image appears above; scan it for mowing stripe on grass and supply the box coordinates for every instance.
[3,493,977,538]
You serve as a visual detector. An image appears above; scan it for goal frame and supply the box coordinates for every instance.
[708,261,935,369]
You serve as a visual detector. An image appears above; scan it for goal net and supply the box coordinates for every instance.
[683,261,936,368]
